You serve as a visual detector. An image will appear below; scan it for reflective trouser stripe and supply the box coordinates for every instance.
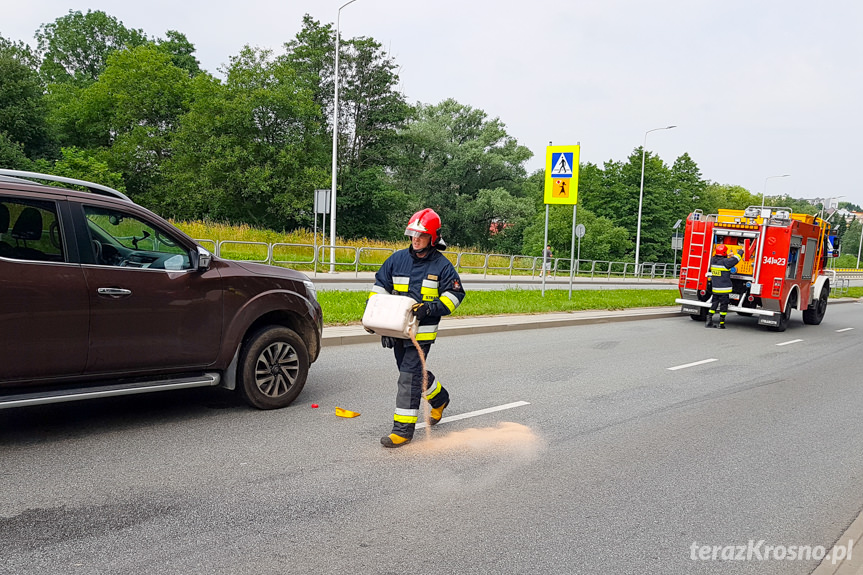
[394,408,419,424]
[424,379,443,401]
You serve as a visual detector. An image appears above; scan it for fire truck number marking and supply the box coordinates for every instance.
[762,256,786,266]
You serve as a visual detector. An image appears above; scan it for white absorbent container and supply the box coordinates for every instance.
[362,294,418,339]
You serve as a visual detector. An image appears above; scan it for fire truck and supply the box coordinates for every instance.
[675,205,836,332]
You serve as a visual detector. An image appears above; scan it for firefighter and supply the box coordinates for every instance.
[369,208,466,448]
[706,243,743,329]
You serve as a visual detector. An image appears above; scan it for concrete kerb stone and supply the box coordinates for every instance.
[321,298,860,347]
[811,503,863,574]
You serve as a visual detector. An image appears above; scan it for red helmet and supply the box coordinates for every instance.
[405,208,446,249]
[715,244,728,256]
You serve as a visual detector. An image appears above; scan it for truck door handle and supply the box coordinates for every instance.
[97,287,132,297]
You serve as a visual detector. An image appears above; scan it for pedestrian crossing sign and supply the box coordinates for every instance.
[544,145,580,204]
[551,153,573,176]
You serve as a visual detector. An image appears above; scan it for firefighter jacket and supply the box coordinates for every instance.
[369,246,465,342]
[709,253,741,294]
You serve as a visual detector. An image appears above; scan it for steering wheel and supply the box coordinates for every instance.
[91,240,103,264]
[49,221,62,250]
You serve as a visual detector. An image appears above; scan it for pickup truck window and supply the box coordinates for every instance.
[84,205,191,270]
[0,196,64,262]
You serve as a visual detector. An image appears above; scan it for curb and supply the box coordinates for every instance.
[811,505,863,574]
[321,298,860,347]
[323,308,686,347]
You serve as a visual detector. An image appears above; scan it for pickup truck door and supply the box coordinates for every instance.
[0,197,88,381]
[79,205,223,374]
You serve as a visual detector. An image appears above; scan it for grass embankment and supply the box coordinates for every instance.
[171,221,861,325]
[173,220,579,276]
[318,286,863,326]
[319,288,680,325]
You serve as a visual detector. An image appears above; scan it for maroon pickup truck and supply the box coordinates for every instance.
[0,170,322,410]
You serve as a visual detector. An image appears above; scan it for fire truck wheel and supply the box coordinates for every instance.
[802,284,829,325]
[689,308,708,321]
[768,293,796,332]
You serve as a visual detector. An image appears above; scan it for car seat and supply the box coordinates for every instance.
[11,207,44,260]
[0,204,14,258]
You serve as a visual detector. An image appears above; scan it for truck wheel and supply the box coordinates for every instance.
[239,326,309,410]
[768,309,789,332]
[802,284,829,325]
[768,292,796,332]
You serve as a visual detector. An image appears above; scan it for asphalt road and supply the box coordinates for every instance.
[1,302,862,574]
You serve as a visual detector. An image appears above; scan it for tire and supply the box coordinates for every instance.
[768,308,790,332]
[802,284,829,325]
[768,292,796,333]
[239,326,309,410]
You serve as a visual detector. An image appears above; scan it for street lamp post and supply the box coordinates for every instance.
[635,125,676,272]
[760,174,790,210]
[330,0,360,273]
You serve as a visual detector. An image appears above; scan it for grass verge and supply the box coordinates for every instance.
[318,286,862,326]
[319,288,680,326]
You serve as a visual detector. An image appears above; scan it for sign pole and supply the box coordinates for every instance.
[542,204,549,296]
[569,204,577,299]
[543,142,580,297]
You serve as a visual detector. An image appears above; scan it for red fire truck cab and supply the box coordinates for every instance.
[675,206,835,332]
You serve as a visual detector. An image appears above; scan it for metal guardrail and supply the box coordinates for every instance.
[191,237,860,282]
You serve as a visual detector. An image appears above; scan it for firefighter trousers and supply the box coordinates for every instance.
[390,339,449,439]
[709,293,730,324]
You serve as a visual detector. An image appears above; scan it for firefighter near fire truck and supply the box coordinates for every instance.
[676,206,836,332]
[367,209,465,448]
[705,244,744,329]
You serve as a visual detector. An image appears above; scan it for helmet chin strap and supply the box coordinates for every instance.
[413,244,432,256]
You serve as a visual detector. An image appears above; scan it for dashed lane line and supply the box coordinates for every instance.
[667,358,718,371]
[776,339,803,346]
[416,400,531,429]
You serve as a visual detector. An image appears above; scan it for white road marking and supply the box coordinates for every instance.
[836,327,855,333]
[416,400,530,429]
[667,358,718,371]
[776,339,803,346]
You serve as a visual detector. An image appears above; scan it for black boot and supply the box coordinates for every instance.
[705,315,713,328]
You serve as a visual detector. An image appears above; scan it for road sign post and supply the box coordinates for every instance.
[544,144,580,297]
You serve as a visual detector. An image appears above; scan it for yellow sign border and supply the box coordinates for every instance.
[544,145,580,205]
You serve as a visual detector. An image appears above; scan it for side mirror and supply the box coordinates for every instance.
[195,245,212,270]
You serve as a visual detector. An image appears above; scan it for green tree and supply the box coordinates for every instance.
[393,98,532,246]
[522,204,631,263]
[35,10,148,85]
[0,38,53,159]
[163,47,326,228]
[154,30,203,77]
[0,132,32,169]
[51,45,193,201]
[32,146,124,191]
[283,16,412,239]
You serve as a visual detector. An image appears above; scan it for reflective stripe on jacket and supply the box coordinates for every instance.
[369,247,465,342]
[709,254,740,294]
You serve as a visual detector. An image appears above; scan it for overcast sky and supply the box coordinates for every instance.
[4,0,862,208]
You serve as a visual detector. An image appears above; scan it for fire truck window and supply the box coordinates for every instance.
[786,247,799,279]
